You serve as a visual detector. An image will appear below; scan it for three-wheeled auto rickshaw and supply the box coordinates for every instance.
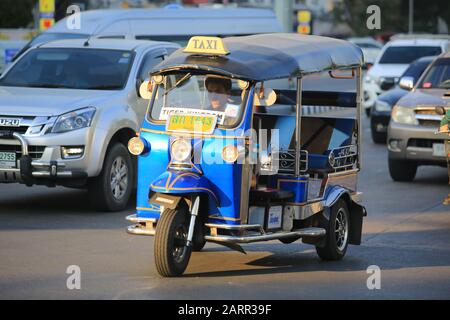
[126,34,367,277]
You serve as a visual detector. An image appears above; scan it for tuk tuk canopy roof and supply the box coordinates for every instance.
[151,33,364,81]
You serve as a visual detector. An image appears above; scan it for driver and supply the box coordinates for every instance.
[205,76,239,125]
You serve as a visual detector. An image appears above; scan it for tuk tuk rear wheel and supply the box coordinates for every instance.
[154,206,192,277]
[316,199,350,261]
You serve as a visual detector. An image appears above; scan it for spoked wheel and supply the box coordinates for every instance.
[154,206,192,277]
[316,199,350,261]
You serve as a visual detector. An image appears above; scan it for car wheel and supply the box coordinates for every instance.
[388,158,417,182]
[154,206,192,277]
[316,199,350,261]
[88,143,134,212]
[371,127,386,144]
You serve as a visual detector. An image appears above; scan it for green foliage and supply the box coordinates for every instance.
[0,0,37,28]
[337,0,450,36]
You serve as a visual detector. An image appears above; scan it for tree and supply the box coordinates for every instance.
[0,0,37,28]
[337,0,449,36]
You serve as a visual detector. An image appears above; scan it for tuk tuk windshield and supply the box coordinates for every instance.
[149,74,246,127]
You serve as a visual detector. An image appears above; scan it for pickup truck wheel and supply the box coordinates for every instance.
[316,199,349,261]
[388,158,417,182]
[88,143,134,212]
[155,206,192,277]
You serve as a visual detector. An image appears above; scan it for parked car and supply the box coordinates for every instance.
[0,39,179,211]
[387,52,450,181]
[363,35,449,116]
[370,56,435,143]
[13,7,281,61]
[348,37,382,68]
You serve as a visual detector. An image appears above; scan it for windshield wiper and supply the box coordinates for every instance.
[86,85,122,90]
[163,73,192,97]
[27,83,73,89]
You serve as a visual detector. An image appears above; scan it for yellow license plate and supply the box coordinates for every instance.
[166,114,216,134]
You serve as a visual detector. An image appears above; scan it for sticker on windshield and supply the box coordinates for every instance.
[225,104,239,118]
[160,107,226,125]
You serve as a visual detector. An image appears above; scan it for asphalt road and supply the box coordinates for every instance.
[0,116,449,300]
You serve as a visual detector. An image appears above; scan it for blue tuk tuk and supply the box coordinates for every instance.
[126,34,367,277]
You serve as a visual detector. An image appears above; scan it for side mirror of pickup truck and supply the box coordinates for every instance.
[137,79,152,100]
[399,76,415,91]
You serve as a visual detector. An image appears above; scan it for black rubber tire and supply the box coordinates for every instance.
[88,143,134,212]
[388,158,417,182]
[370,121,386,144]
[192,238,206,252]
[154,207,192,277]
[316,199,350,261]
[279,236,300,244]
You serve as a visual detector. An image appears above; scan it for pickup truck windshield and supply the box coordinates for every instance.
[379,46,442,64]
[419,58,450,89]
[0,48,134,90]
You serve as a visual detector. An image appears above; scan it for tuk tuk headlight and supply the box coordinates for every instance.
[128,137,149,156]
[171,139,192,163]
[52,107,96,133]
[391,105,418,125]
[222,145,239,163]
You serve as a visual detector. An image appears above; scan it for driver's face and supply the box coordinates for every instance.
[207,82,229,110]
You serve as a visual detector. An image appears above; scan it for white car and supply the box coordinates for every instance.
[363,35,449,116]
[348,37,382,66]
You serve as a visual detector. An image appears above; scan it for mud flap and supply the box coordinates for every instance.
[349,201,366,245]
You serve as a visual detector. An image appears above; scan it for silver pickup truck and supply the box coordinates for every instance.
[0,39,178,211]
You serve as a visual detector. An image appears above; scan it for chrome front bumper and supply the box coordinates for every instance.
[126,214,326,244]
[0,132,87,183]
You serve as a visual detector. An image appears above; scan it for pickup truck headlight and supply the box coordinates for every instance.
[391,105,418,125]
[374,100,391,112]
[52,107,96,133]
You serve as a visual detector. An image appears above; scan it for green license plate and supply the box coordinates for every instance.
[0,152,16,169]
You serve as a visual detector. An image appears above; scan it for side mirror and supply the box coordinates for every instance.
[138,79,153,99]
[399,76,415,91]
[250,83,277,107]
[435,106,446,116]
[379,77,396,91]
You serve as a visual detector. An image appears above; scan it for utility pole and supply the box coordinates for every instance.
[408,0,414,34]
[274,0,294,33]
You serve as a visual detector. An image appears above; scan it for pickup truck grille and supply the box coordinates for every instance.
[0,126,28,134]
[0,145,45,160]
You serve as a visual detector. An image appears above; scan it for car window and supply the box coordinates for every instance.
[379,46,442,64]
[418,58,450,89]
[138,51,165,81]
[0,48,134,90]
[401,60,431,80]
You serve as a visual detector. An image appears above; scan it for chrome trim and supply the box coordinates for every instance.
[356,67,362,170]
[12,132,28,156]
[286,201,325,220]
[127,224,155,236]
[295,77,302,176]
[415,114,442,121]
[205,227,325,244]
[205,223,264,233]
[126,214,157,223]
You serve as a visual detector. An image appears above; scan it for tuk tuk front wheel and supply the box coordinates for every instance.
[154,206,192,277]
[316,199,350,261]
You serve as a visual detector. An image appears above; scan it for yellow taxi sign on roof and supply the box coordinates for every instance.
[183,36,230,56]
